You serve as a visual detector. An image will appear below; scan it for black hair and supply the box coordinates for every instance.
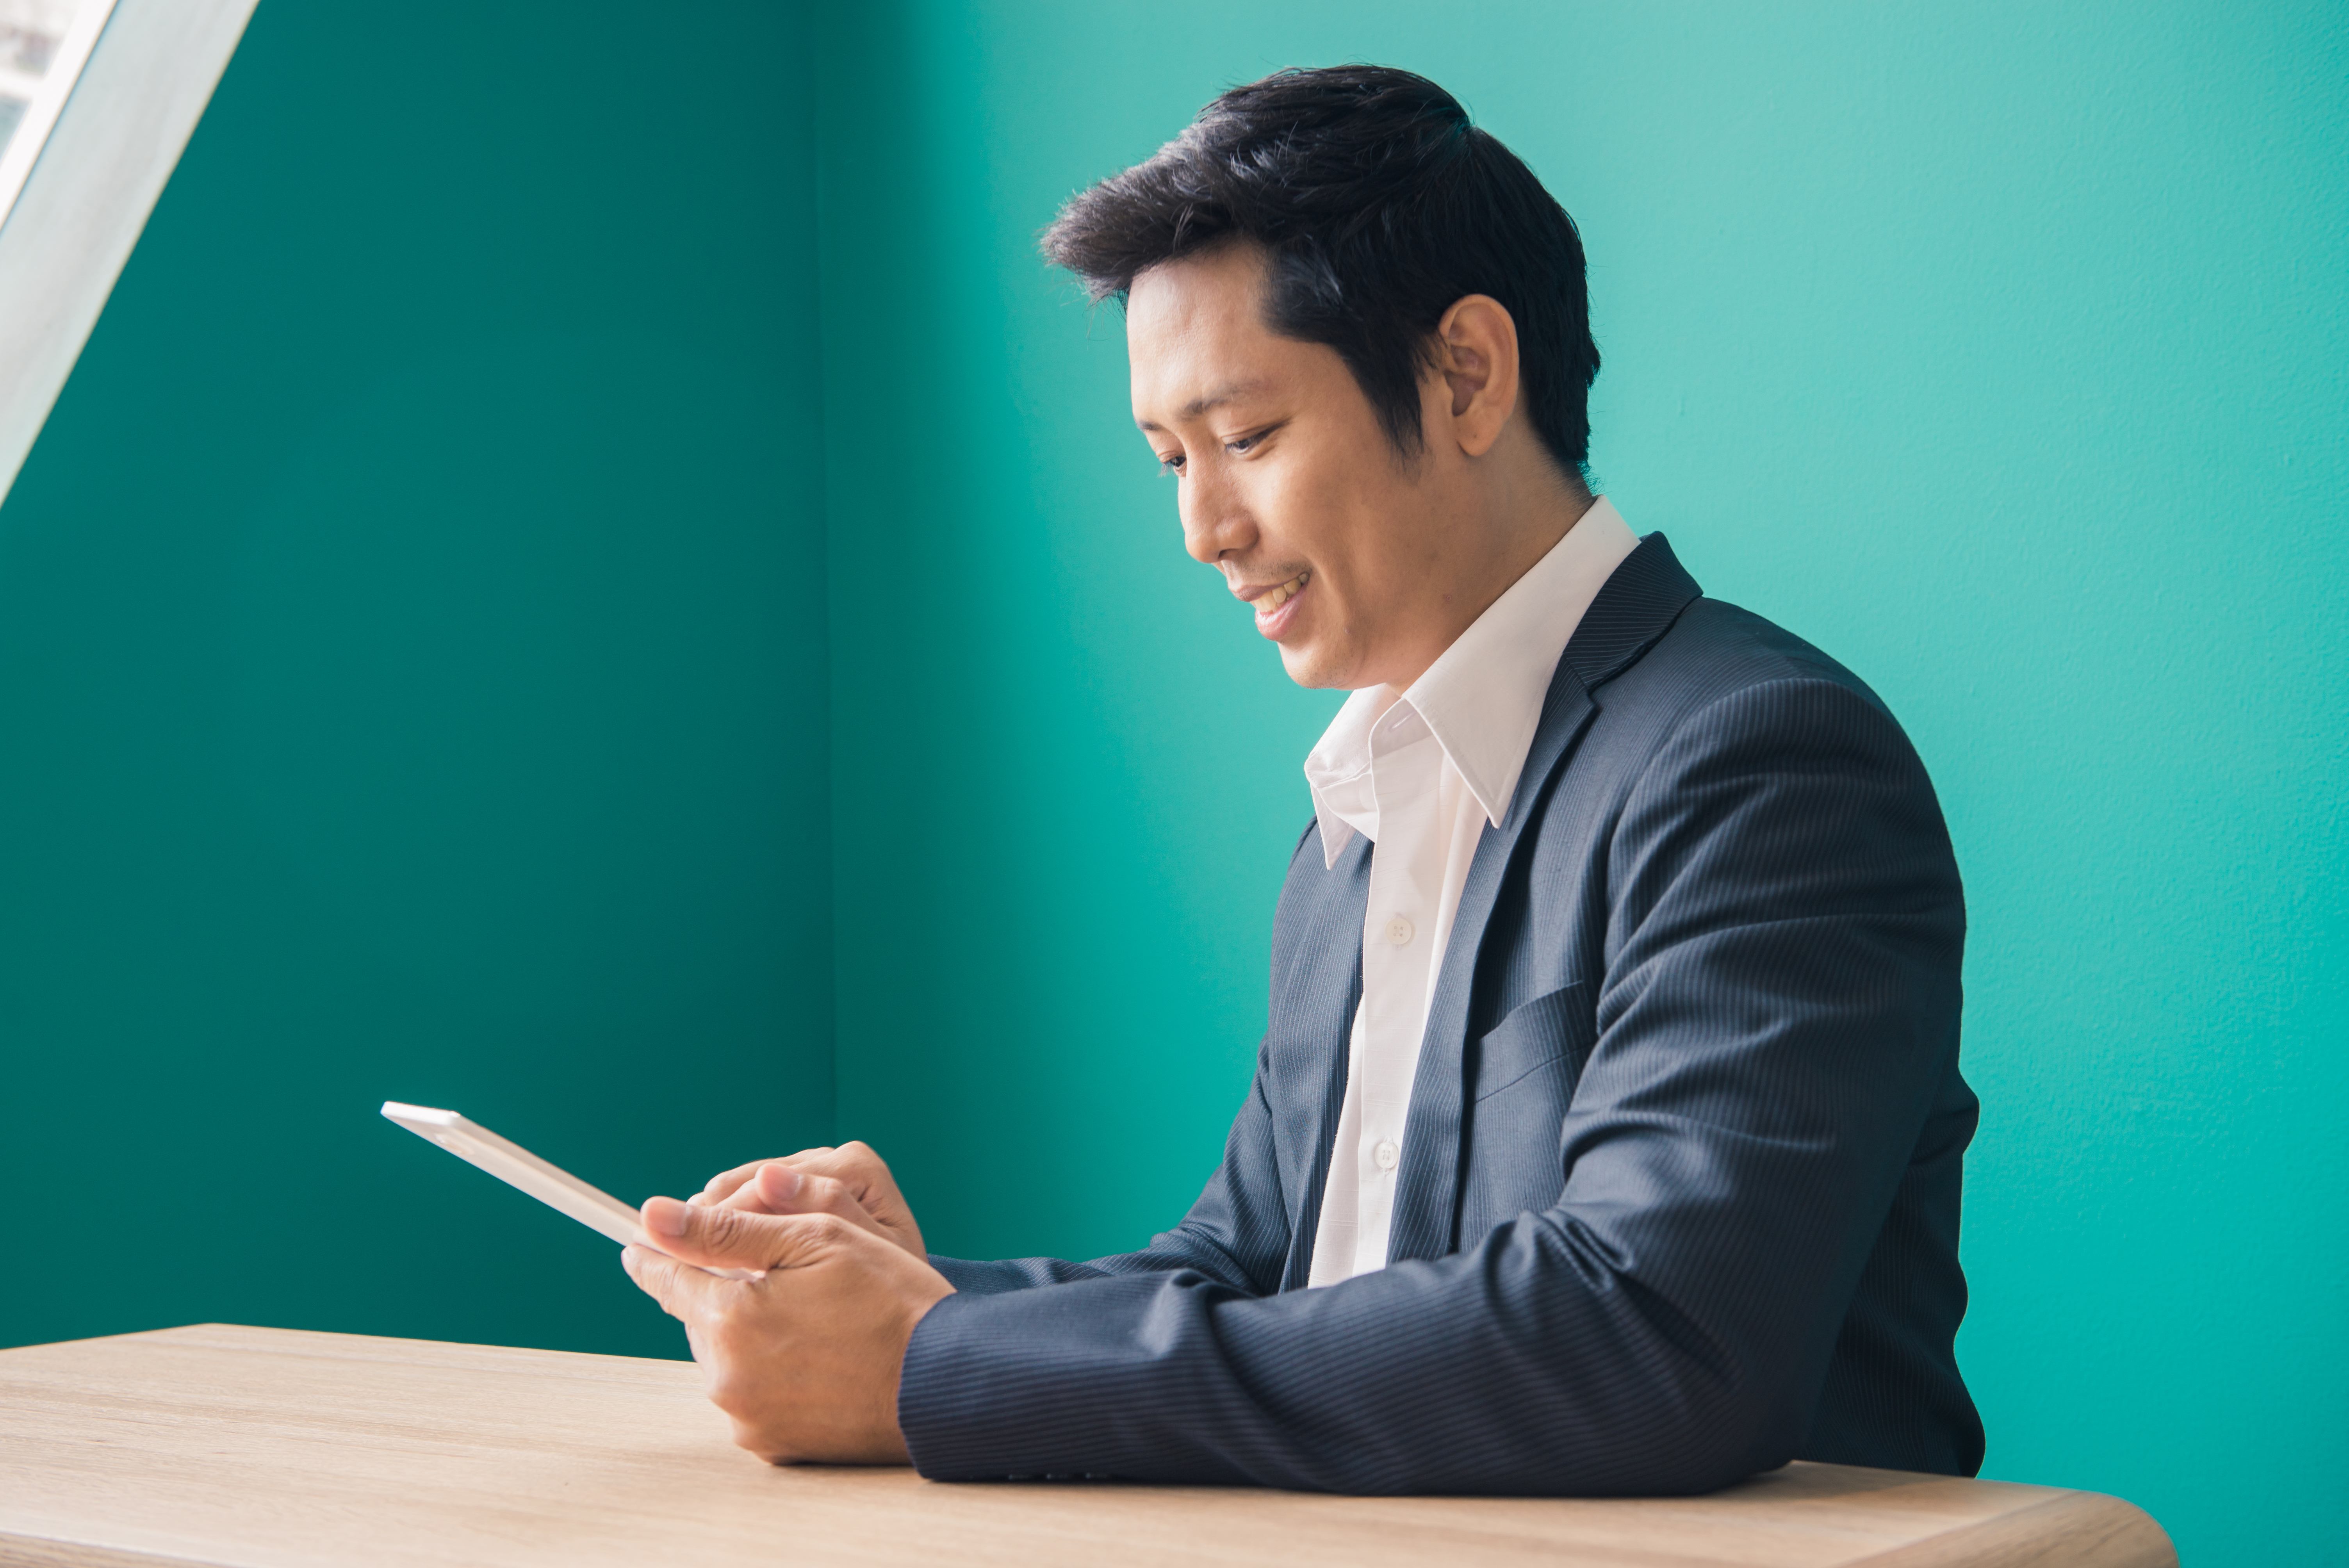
[1041,64,1599,475]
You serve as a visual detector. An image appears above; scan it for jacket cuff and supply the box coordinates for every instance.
[926,1254,1046,1296]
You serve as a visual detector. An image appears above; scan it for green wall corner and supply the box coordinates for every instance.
[0,0,835,1360]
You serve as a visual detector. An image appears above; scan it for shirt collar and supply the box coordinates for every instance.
[1303,497,1641,868]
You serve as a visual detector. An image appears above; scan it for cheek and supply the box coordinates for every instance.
[1255,445,1372,574]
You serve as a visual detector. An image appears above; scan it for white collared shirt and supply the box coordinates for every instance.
[1303,497,1640,1285]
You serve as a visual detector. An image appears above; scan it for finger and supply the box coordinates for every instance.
[763,1143,897,1219]
[620,1242,715,1321]
[769,1142,876,1188]
[720,1163,891,1244]
[710,1158,856,1216]
[694,1160,776,1207]
[761,1143,923,1258]
[694,1147,841,1207]
[712,1161,798,1212]
[641,1194,845,1274]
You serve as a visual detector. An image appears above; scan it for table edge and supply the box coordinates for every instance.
[2,1322,2180,1568]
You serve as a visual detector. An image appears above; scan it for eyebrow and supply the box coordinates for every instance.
[1135,379,1272,432]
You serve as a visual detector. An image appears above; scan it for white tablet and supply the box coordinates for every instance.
[381,1102,756,1280]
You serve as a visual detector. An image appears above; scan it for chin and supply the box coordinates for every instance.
[1275,639,1348,691]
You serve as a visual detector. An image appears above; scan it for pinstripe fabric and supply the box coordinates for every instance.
[902,535,1982,1493]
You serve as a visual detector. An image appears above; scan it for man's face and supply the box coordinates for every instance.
[1128,244,1449,691]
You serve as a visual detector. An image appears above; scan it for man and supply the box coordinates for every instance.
[623,65,1983,1495]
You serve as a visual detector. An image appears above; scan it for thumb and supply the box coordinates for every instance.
[641,1194,832,1273]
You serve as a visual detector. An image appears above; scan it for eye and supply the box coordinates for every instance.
[1157,451,1186,476]
[1226,422,1281,456]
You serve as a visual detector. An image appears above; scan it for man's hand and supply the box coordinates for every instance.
[687,1142,927,1259]
[622,1195,954,1465]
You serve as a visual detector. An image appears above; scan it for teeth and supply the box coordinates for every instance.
[1260,570,1310,611]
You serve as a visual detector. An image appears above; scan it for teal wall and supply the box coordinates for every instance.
[0,0,834,1360]
[5,2,2342,1562]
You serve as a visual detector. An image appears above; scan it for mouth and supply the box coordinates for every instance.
[1240,568,1311,640]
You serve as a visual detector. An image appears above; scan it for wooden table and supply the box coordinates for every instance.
[0,1324,2173,1567]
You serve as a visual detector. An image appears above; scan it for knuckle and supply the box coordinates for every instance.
[711,1376,759,1421]
[704,1307,750,1358]
[739,1422,798,1465]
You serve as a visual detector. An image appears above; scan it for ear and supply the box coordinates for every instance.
[1432,294,1521,459]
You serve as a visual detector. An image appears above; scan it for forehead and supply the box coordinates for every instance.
[1126,246,1293,424]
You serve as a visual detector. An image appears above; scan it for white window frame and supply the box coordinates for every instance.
[0,0,257,507]
[0,0,124,226]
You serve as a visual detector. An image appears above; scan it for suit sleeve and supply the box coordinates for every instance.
[897,677,1965,1493]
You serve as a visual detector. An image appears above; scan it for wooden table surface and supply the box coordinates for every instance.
[0,1324,2173,1568]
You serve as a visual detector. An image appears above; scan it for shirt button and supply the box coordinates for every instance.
[1373,1139,1400,1172]
[1384,915,1414,946]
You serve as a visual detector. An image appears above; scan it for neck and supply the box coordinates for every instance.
[1381,472,1596,695]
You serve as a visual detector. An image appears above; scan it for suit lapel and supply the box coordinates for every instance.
[1385,666,1593,1262]
[1557,531,1706,693]
[1276,831,1369,1290]
[1386,534,1702,1263]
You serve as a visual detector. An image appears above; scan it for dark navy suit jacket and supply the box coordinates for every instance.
[899,535,1982,1493]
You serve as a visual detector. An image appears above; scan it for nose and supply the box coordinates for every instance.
[1178,460,1257,567]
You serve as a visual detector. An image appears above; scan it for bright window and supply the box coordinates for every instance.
[0,0,118,229]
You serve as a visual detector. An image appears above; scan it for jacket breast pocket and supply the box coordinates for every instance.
[1472,981,1596,1103]
[1460,981,1596,1243]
